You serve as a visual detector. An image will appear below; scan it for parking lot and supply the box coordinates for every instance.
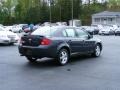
[0,35,120,90]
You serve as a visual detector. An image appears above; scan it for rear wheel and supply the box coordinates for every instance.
[26,56,37,62]
[57,49,69,66]
[92,44,101,57]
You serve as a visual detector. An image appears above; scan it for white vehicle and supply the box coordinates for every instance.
[0,27,19,45]
[91,25,103,33]
[81,26,95,35]
[115,27,120,36]
[69,19,81,27]
[91,25,100,34]
[97,25,103,30]
[56,22,67,26]
[42,22,51,26]
[99,26,115,35]
[12,25,22,33]
[113,25,119,30]
[4,26,13,31]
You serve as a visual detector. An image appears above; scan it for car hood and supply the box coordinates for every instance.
[92,37,102,43]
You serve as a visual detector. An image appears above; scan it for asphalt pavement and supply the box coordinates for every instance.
[0,36,120,90]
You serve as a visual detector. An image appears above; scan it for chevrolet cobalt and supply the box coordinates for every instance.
[19,26,102,65]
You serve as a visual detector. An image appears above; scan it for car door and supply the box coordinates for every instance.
[65,28,84,53]
[76,28,95,52]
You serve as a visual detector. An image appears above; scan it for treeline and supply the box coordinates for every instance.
[0,0,120,25]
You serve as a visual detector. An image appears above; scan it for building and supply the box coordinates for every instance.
[69,19,81,27]
[92,11,120,26]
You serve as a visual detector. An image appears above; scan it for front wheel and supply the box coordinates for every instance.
[26,56,37,62]
[57,49,69,66]
[92,44,101,57]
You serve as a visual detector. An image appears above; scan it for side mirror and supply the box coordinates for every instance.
[88,34,93,39]
[88,31,94,35]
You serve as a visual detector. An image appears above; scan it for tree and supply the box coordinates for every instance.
[73,0,82,19]
[0,0,116,25]
[0,0,17,24]
[40,1,49,23]
[80,0,107,25]
[56,0,72,22]
[15,0,42,23]
[107,0,120,11]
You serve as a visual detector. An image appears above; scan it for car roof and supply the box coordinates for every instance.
[40,26,75,30]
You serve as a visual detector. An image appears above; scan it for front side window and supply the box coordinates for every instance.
[65,28,76,37]
[76,28,88,39]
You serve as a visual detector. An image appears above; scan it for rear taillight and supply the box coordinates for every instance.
[20,38,22,44]
[40,38,51,45]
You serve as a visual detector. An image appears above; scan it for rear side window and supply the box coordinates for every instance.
[65,28,76,37]
[52,29,67,37]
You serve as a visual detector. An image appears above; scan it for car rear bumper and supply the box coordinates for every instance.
[18,45,57,58]
[0,38,18,44]
[0,39,10,44]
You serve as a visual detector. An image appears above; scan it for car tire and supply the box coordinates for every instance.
[92,44,101,57]
[57,49,69,66]
[26,56,37,62]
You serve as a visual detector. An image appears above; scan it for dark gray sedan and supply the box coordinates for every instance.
[19,26,102,65]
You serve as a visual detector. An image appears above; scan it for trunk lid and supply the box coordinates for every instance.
[21,35,44,46]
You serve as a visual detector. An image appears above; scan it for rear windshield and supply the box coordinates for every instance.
[31,26,58,36]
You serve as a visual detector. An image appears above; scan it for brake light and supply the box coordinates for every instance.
[20,38,22,44]
[40,38,51,45]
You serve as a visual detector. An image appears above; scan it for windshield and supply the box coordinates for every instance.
[31,26,58,36]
